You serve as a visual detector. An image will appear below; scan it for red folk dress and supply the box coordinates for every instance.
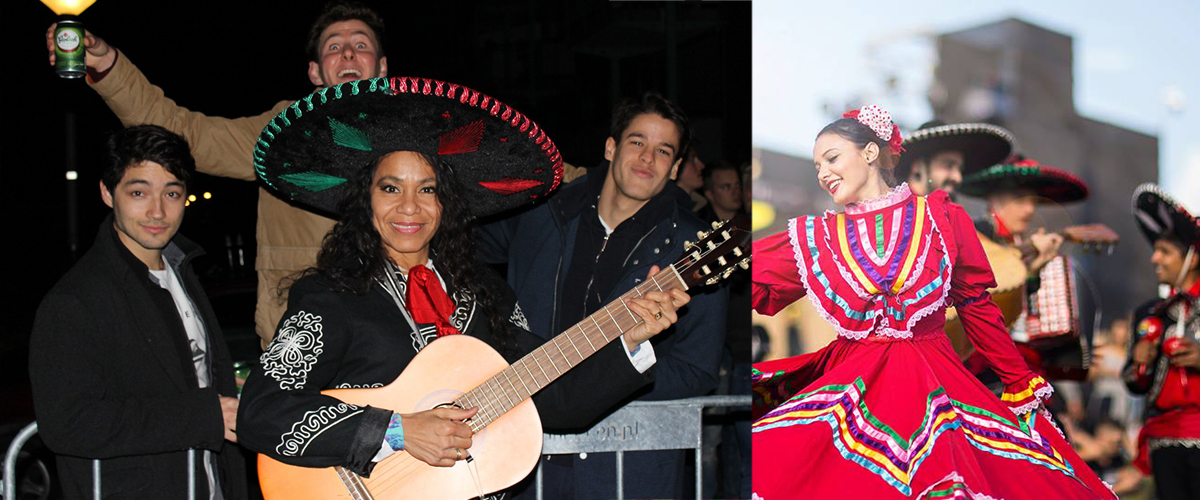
[751,185,1113,499]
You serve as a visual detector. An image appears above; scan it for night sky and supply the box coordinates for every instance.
[1,0,750,424]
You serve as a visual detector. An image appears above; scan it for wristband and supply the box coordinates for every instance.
[385,413,404,451]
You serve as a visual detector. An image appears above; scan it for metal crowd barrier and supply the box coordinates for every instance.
[536,394,750,500]
[2,422,196,500]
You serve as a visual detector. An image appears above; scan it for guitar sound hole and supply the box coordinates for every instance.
[434,401,473,423]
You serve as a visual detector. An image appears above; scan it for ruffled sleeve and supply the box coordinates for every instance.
[939,194,1052,415]
[752,226,808,316]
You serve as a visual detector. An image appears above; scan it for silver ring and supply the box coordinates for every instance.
[654,311,663,320]
[455,448,463,461]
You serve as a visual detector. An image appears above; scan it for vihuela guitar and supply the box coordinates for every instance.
[257,219,750,500]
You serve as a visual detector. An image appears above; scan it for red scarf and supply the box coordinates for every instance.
[405,265,461,337]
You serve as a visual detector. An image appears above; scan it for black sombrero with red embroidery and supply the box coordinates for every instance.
[958,156,1089,204]
[254,77,563,218]
[1132,183,1200,250]
[895,120,1014,182]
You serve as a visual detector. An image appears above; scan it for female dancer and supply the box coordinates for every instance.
[751,105,1114,499]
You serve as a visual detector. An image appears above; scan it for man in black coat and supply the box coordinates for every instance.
[29,125,246,499]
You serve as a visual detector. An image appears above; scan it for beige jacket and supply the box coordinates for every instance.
[90,52,586,346]
[91,51,334,346]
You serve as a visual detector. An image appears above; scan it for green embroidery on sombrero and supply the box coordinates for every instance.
[369,78,380,92]
[359,112,368,119]
[328,117,372,151]
[279,171,347,192]
[303,95,315,111]
[334,85,343,99]
[350,80,361,95]
[318,87,329,104]
[304,130,313,137]
[289,101,303,119]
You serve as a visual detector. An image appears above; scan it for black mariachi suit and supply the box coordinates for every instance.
[237,267,652,477]
[29,217,247,499]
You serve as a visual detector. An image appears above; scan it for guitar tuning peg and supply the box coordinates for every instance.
[701,265,711,275]
[711,220,721,229]
[707,240,717,250]
[684,241,694,250]
[697,230,710,240]
[733,247,744,257]
[722,268,735,279]
[738,259,750,269]
[718,256,728,266]
[706,276,721,286]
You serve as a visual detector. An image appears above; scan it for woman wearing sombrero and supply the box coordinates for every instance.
[236,77,690,499]
[1123,184,1200,500]
[751,105,1114,498]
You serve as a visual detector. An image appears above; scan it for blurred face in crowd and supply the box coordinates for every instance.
[705,168,743,216]
[813,132,885,206]
[309,20,388,87]
[605,113,683,204]
[909,150,965,196]
[676,151,705,193]
[988,188,1038,235]
[100,161,187,270]
[1151,238,1198,286]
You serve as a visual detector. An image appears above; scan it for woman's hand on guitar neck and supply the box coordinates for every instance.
[622,266,692,352]
[401,406,478,467]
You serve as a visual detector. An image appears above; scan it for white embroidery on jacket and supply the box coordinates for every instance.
[276,403,362,456]
[261,311,325,389]
[510,303,531,331]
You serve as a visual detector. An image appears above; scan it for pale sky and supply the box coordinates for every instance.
[754,0,1200,209]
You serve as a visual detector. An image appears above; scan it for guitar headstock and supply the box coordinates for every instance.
[674,215,751,288]
[1062,223,1119,254]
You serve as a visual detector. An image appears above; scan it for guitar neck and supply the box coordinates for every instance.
[455,266,686,432]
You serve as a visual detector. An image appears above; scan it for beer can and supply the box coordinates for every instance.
[54,20,86,79]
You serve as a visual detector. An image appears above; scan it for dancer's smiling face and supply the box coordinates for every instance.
[813,132,882,206]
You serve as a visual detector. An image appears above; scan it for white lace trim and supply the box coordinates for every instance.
[897,200,954,336]
[819,215,875,301]
[845,183,912,214]
[1010,382,1055,416]
[788,217,876,340]
[915,472,1003,500]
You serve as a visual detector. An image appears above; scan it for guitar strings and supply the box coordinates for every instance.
[360,234,728,496]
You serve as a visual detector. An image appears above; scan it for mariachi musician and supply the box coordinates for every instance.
[1124,183,1200,500]
[895,119,1014,200]
[956,157,1108,381]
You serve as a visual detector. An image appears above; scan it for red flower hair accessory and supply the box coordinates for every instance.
[843,105,906,155]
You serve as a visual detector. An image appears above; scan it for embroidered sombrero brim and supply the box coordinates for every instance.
[1132,183,1200,249]
[895,123,1014,181]
[254,77,563,218]
[958,160,1088,204]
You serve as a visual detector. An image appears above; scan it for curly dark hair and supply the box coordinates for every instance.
[310,151,512,349]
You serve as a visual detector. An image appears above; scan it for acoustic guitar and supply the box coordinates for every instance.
[257,219,751,500]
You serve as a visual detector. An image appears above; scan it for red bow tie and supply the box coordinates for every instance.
[406,265,461,337]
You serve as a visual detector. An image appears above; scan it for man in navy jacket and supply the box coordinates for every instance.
[481,93,727,500]
[30,125,245,499]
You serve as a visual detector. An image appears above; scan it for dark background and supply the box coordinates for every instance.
[1,0,750,432]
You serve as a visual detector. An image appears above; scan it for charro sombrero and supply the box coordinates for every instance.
[254,77,563,218]
[1132,183,1200,250]
[958,156,1088,204]
[894,120,1014,182]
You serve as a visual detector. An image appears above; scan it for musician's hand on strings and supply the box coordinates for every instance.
[1168,338,1200,369]
[622,266,692,351]
[1029,228,1064,273]
[219,396,239,443]
[401,406,477,467]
